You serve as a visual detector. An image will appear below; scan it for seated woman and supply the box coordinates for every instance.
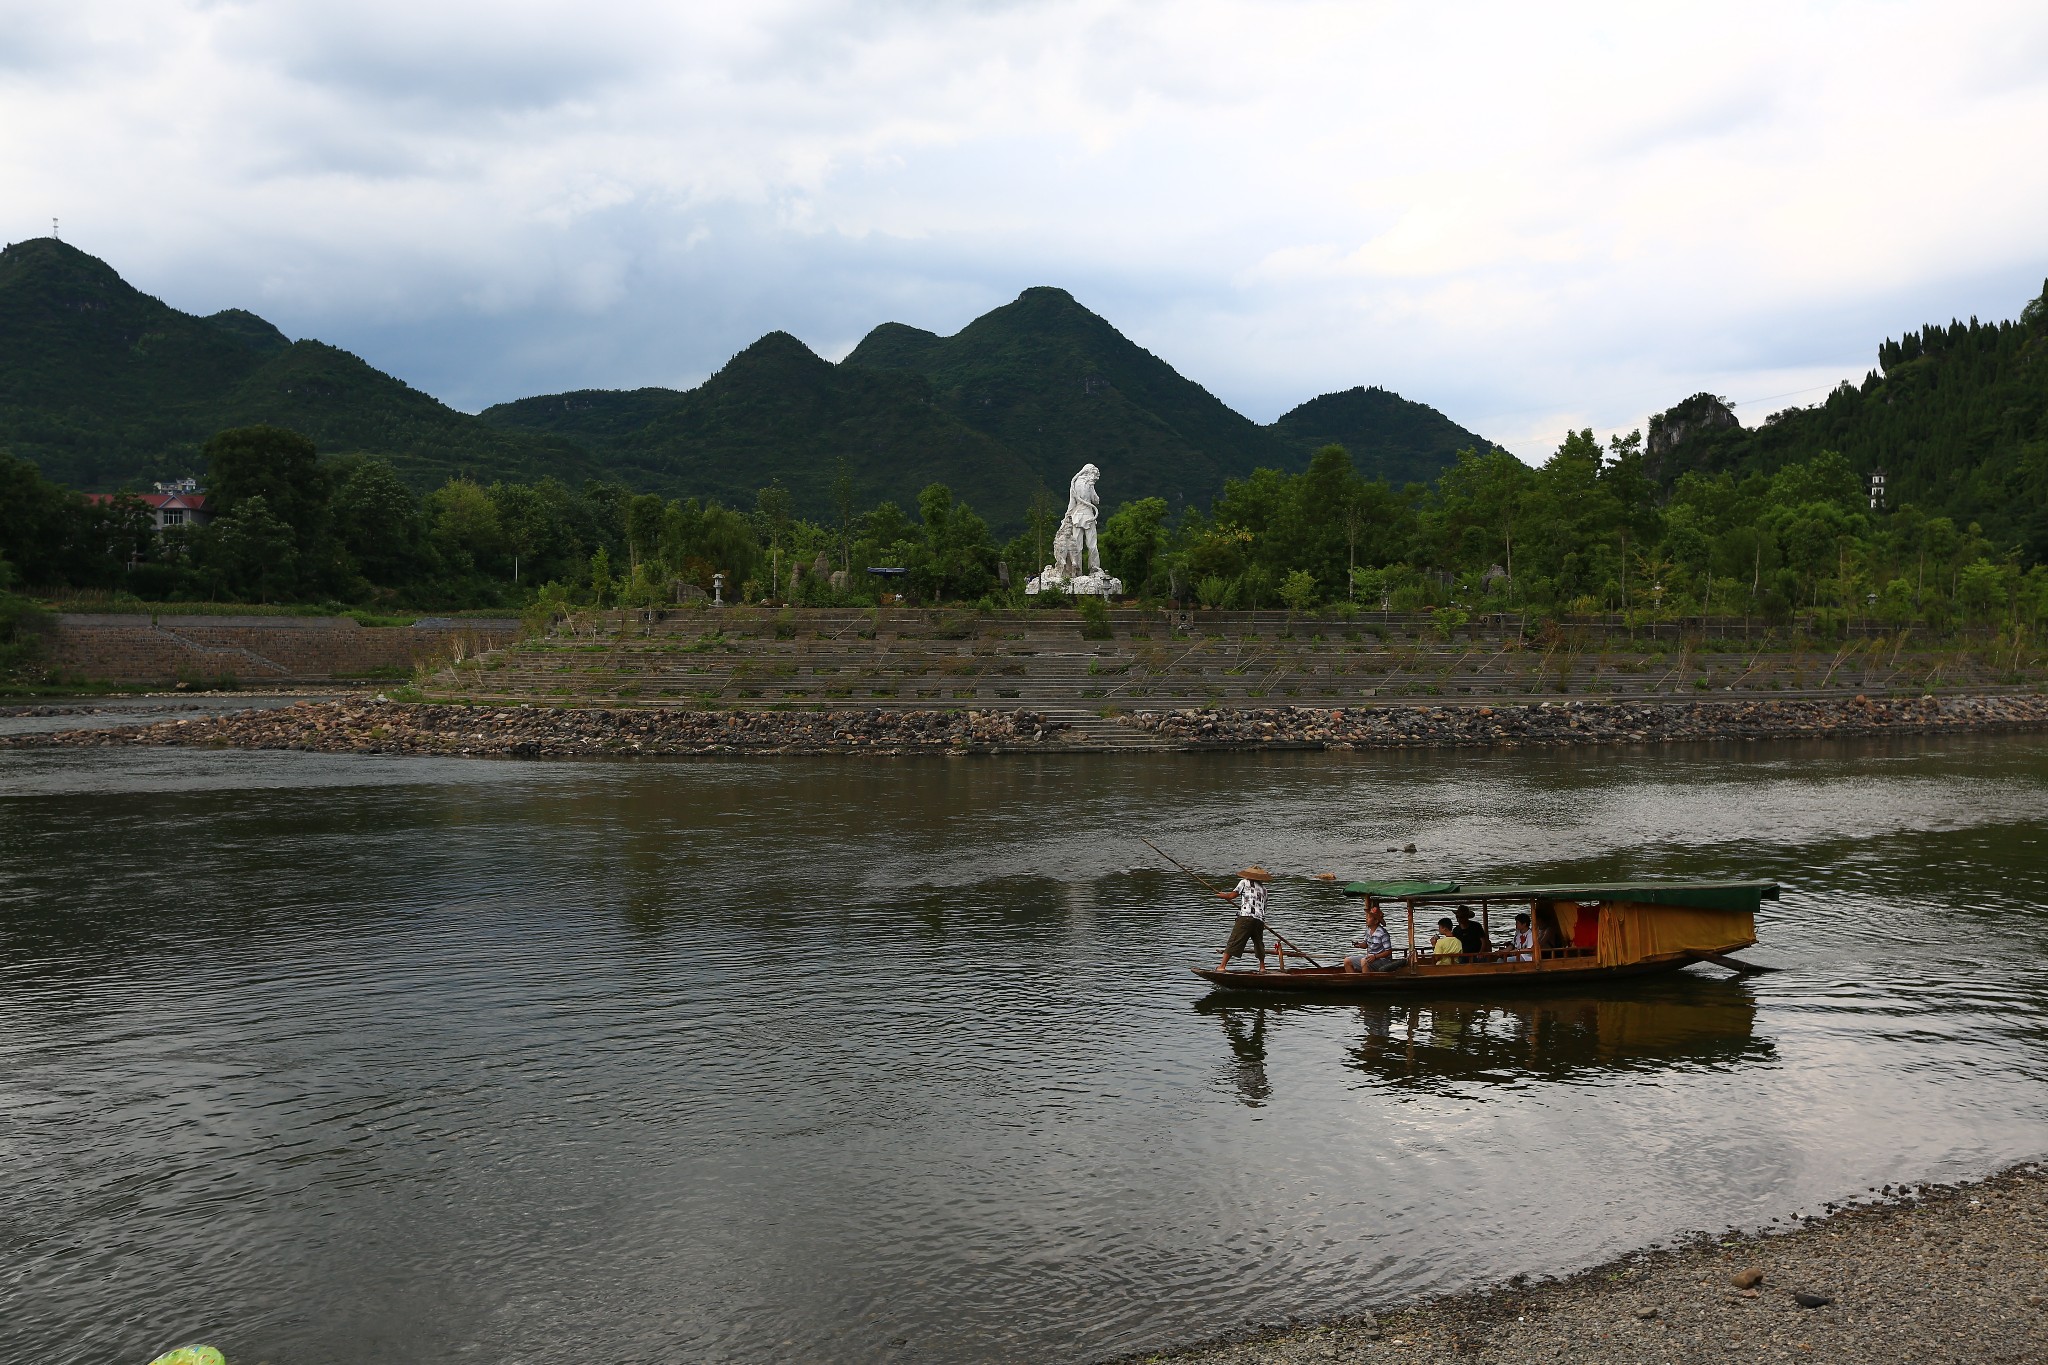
[1344,901,1403,972]
[1429,917,1465,961]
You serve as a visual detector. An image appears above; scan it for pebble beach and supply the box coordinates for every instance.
[1139,1162,2048,1365]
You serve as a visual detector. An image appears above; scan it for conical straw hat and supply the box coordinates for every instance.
[1238,866,1272,882]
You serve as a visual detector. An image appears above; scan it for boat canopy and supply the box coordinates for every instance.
[1343,880,1780,914]
[1342,880,1462,899]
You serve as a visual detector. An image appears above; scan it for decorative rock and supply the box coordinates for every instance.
[1732,1267,1765,1288]
[1792,1291,1833,1308]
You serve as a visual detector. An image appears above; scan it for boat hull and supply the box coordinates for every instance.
[1193,949,1734,994]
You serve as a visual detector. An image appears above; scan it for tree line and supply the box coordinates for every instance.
[4,419,2045,634]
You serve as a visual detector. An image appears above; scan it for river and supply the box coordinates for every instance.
[3,734,2046,1363]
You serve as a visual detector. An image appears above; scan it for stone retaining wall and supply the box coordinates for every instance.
[46,614,521,685]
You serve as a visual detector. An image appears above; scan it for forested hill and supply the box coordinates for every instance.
[0,237,592,491]
[1648,279,2048,559]
[561,331,1045,519]
[839,285,1283,506]
[6,239,1492,522]
[1270,385,1493,487]
[489,287,1493,518]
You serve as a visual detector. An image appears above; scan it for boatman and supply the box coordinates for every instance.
[1216,866,1274,972]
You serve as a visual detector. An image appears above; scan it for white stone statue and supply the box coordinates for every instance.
[1027,462,1122,597]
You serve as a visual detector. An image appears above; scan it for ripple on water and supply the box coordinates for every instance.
[2,734,2046,1362]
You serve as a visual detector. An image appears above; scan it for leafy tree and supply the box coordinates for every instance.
[211,494,298,601]
[204,426,327,540]
[625,492,666,573]
[492,481,551,586]
[1431,447,1533,599]
[756,482,793,599]
[333,456,426,587]
[1100,497,1170,594]
[1279,568,1318,614]
[910,483,996,602]
[1956,559,2011,623]
[425,479,503,577]
[831,458,857,572]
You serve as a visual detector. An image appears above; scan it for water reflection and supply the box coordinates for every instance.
[1198,974,1770,1097]
[1210,1003,1274,1106]
[6,736,2047,1365]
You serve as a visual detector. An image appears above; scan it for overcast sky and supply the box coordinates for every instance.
[5,0,2046,459]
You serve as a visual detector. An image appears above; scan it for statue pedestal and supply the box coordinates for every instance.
[1025,567,1122,597]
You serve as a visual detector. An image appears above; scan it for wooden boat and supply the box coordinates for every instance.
[1193,878,1775,994]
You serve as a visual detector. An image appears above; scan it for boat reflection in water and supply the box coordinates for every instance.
[1197,973,1770,1102]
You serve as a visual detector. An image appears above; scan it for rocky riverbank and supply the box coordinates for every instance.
[4,692,2046,759]
[1127,691,2048,747]
[1136,1161,2047,1365]
[0,700,1074,756]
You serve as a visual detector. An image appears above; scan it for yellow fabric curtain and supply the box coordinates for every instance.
[1595,903,1755,966]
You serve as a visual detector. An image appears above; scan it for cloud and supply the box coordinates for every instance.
[2,0,2045,458]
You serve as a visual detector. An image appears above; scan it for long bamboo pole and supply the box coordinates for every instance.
[1136,835,1324,968]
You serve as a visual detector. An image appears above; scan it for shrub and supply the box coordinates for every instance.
[0,588,52,682]
[1078,595,1114,639]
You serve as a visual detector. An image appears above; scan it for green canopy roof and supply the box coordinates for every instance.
[1342,880,1779,914]
[1342,880,1461,898]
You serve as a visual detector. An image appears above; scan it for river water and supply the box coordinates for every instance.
[4,734,2046,1364]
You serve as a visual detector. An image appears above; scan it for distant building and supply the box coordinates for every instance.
[86,482,214,531]
[1866,468,1887,510]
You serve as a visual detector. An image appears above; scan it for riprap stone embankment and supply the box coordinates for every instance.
[1128,692,2048,748]
[4,692,2045,758]
[0,701,1072,756]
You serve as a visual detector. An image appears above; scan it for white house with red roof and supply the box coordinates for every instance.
[87,478,214,531]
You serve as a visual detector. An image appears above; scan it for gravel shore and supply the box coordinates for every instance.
[2,692,2044,758]
[1129,692,2048,748]
[1134,1162,2047,1365]
[0,700,1075,756]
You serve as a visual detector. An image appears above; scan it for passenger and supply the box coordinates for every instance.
[1345,901,1403,973]
[1570,902,1601,953]
[1454,905,1492,956]
[1430,917,1465,961]
[1533,904,1567,952]
[1215,865,1273,972]
[1510,911,1535,962]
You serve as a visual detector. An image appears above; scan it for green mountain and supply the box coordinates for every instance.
[571,330,1043,516]
[6,241,1495,524]
[480,387,688,449]
[1647,281,2048,558]
[0,237,590,490]
[842,286,1286,508]
[1270,385,1492,486]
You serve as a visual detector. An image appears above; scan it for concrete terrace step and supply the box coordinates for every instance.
[421,609,2032,709]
